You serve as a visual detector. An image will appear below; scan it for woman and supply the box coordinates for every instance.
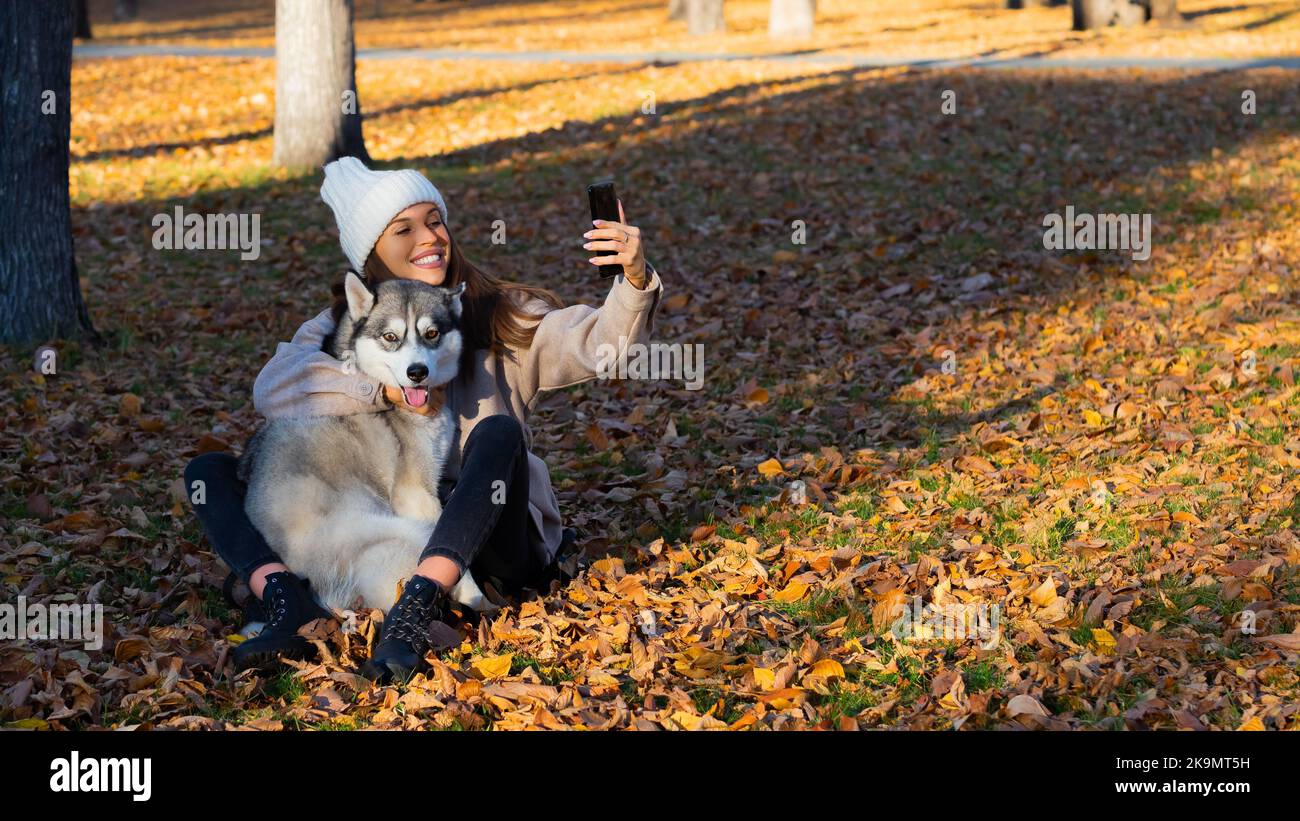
[185,156,663,682]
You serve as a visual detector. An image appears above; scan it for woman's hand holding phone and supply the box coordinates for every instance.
[584,199,647,289]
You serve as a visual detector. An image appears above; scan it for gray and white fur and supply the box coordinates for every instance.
[238,273,496,617]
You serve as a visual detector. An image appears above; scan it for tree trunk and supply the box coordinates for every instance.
[74,0,93,39]
[769,0,814,38]
[272,0,370,169]
[113,0,138,21]
[1146,0,1181,23]
[668,0,686,21]
[686,0,725,35]
[0,0,97,344]
[1072,0,1147,29]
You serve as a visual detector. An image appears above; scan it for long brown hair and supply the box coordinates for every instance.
[329,221,564,364]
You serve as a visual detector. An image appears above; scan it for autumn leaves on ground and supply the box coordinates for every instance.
[4,1,1300,730]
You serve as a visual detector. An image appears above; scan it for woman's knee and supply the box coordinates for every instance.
[467,414,523,451]
[183,452,238,505]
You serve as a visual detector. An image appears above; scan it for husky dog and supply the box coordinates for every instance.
[238,272,495,616]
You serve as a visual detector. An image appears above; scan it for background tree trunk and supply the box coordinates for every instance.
[1146,0,1182,23]
[686,0,725,35]
[272,0,370,169]
[1072,0,1148,29]
[74,0,93,39]
[769,0,814,38]
[668,0,686,21]
[113,0,138,21]
[0,0,97,344]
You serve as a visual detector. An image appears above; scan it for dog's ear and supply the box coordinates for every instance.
[344,271,375,322]
[446,281,467,320]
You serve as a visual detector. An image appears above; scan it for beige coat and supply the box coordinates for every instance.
[251,267,664,569]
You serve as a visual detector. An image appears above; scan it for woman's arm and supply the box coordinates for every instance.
[252,308,388,419]
[513,262,664,407]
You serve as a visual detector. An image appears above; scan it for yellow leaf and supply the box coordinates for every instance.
[885,496,909,513]
[1091,628,1116,654]
[772,579,808,602]
[1083,409,1103,426]
[752,667,776,691]
[6,718,49,729]
[118,393,143,417]
[756,458,784,478]
[471,653,513,680]
[746,386,770,404]
[226,633,247,645]
[872,588,909,631]
[1237,716,1265,731]
[671,710,705,730]
[811,659,845,679]
[1030,578,1058,607]
[758,687,806,710]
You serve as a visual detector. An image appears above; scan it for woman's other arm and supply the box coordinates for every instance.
[252,309,389,418]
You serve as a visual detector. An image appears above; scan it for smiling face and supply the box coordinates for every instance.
[371,202,450,286]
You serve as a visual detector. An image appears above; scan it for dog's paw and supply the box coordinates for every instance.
[239,621,266,639]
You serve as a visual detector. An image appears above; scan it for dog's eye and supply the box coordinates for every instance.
[383,332,398,343]
[424,327,439,341]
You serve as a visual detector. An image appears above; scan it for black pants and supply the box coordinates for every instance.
[184,414,543,599]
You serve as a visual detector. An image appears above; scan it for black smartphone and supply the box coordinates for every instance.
[587,178,623,278]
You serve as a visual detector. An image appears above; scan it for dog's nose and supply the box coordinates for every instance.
[406,364,429,383]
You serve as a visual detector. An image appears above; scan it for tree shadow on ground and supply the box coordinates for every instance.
[53,62,1300,570]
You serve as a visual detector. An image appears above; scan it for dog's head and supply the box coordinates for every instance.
[339,272,464,408]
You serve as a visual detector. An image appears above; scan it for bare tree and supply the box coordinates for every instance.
[0,0,97,344]
[686,0,725,35]
[272,0,370,169]
[769,0,815,39]
[1147,0,1183,23]
[1071,0,1180,29]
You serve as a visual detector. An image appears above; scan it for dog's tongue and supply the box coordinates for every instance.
[402,387,429,408]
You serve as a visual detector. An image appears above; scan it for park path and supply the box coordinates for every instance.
[72,43,1300,70]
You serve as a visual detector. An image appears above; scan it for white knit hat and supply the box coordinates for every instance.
[320,156,449,273]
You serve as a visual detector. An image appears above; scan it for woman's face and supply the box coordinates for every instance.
[372,202,450,286]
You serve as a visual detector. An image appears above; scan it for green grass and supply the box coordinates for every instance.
[263,669,308,703]
[962,660,1005,692]
[839,493,877,520]
[1034,514,1077,559]
[689,686,745,724]
[510,653,575,685]
[1099,518,1136,550]
[816,680,876,725]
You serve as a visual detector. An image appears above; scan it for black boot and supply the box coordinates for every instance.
[230,571,333,672]
[529,527,587,592]
[362,575,453,684]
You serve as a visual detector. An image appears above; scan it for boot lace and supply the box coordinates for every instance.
[263,583,292,631]
[384,581,446,651]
